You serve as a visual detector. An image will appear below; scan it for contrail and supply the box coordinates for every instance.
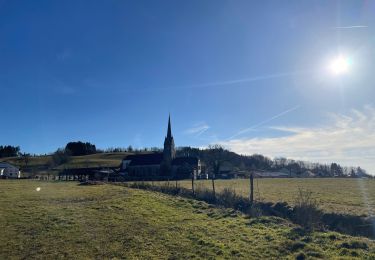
[184,124,210,137]
[185,71,300,89]
[128,70,309,93]
[333,25,368,29]
[228,105,300,140]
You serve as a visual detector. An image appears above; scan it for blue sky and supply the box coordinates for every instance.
[1,1,375,172]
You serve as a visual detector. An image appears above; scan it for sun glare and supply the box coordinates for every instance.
[329,55,351,75]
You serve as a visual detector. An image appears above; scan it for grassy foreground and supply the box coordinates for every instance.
[172,178,375,217]
[1,180,375,259]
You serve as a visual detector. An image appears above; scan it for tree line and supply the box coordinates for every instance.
[0,145,20,158]
[176,146,371,178]
[1,142,371,177]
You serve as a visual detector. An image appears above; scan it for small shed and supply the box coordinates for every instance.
[0,162,21,179]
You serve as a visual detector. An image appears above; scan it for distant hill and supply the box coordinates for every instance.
[0,152,131,176]
[1,147,371,178]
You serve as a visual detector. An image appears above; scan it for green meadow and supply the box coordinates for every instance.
[1,180,375,259]
[174,178,375,217]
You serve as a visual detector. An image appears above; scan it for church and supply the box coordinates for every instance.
[120,116,202,180]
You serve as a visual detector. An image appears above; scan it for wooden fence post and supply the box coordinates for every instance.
[191,172,195,195]
[250,172,254,204]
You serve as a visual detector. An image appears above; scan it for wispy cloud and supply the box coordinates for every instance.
[220,105,375,174]
[182,71,302,89]
[184,123,210,137]
[228,105,300,140]
[332,25,368,29]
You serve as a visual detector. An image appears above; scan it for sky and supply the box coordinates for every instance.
[1,1,375,173]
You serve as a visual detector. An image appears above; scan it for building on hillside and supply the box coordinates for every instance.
[301,170,316,178]
[120,116,202,180]
[253,171,289,178]
[0,162,21,179]
[215,162,235,179]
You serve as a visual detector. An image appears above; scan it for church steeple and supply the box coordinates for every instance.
[167,114,172,139]
[163,114,176,163]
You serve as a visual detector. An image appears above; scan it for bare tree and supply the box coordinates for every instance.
[206,145,225,200]
[51,148,71,167]
[21,153,30,169]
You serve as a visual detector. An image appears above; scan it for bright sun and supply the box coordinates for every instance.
[329,55,351,75]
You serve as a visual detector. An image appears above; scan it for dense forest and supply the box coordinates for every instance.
[0,145,20,158]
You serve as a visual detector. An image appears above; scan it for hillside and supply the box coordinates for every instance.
[1,148,371,178]
[1,180,374,259]
[0,152,131,175]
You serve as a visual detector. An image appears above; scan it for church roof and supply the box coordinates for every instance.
[124,153,164,166]
[123,154,199,167]
[172,157,199,166]
[0,162,18,169]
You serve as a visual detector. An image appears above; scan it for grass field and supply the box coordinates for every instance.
[1,153,373,217]
[167,178,375,217]
[1,180,375,259]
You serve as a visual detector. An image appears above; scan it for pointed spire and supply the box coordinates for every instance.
[167,114,172,138]
[164,113,176,161]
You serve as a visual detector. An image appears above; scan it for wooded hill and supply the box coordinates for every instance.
[0,145,371,178]
[176,146,371,178]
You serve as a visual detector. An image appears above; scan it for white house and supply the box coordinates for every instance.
[0,162,21,179]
